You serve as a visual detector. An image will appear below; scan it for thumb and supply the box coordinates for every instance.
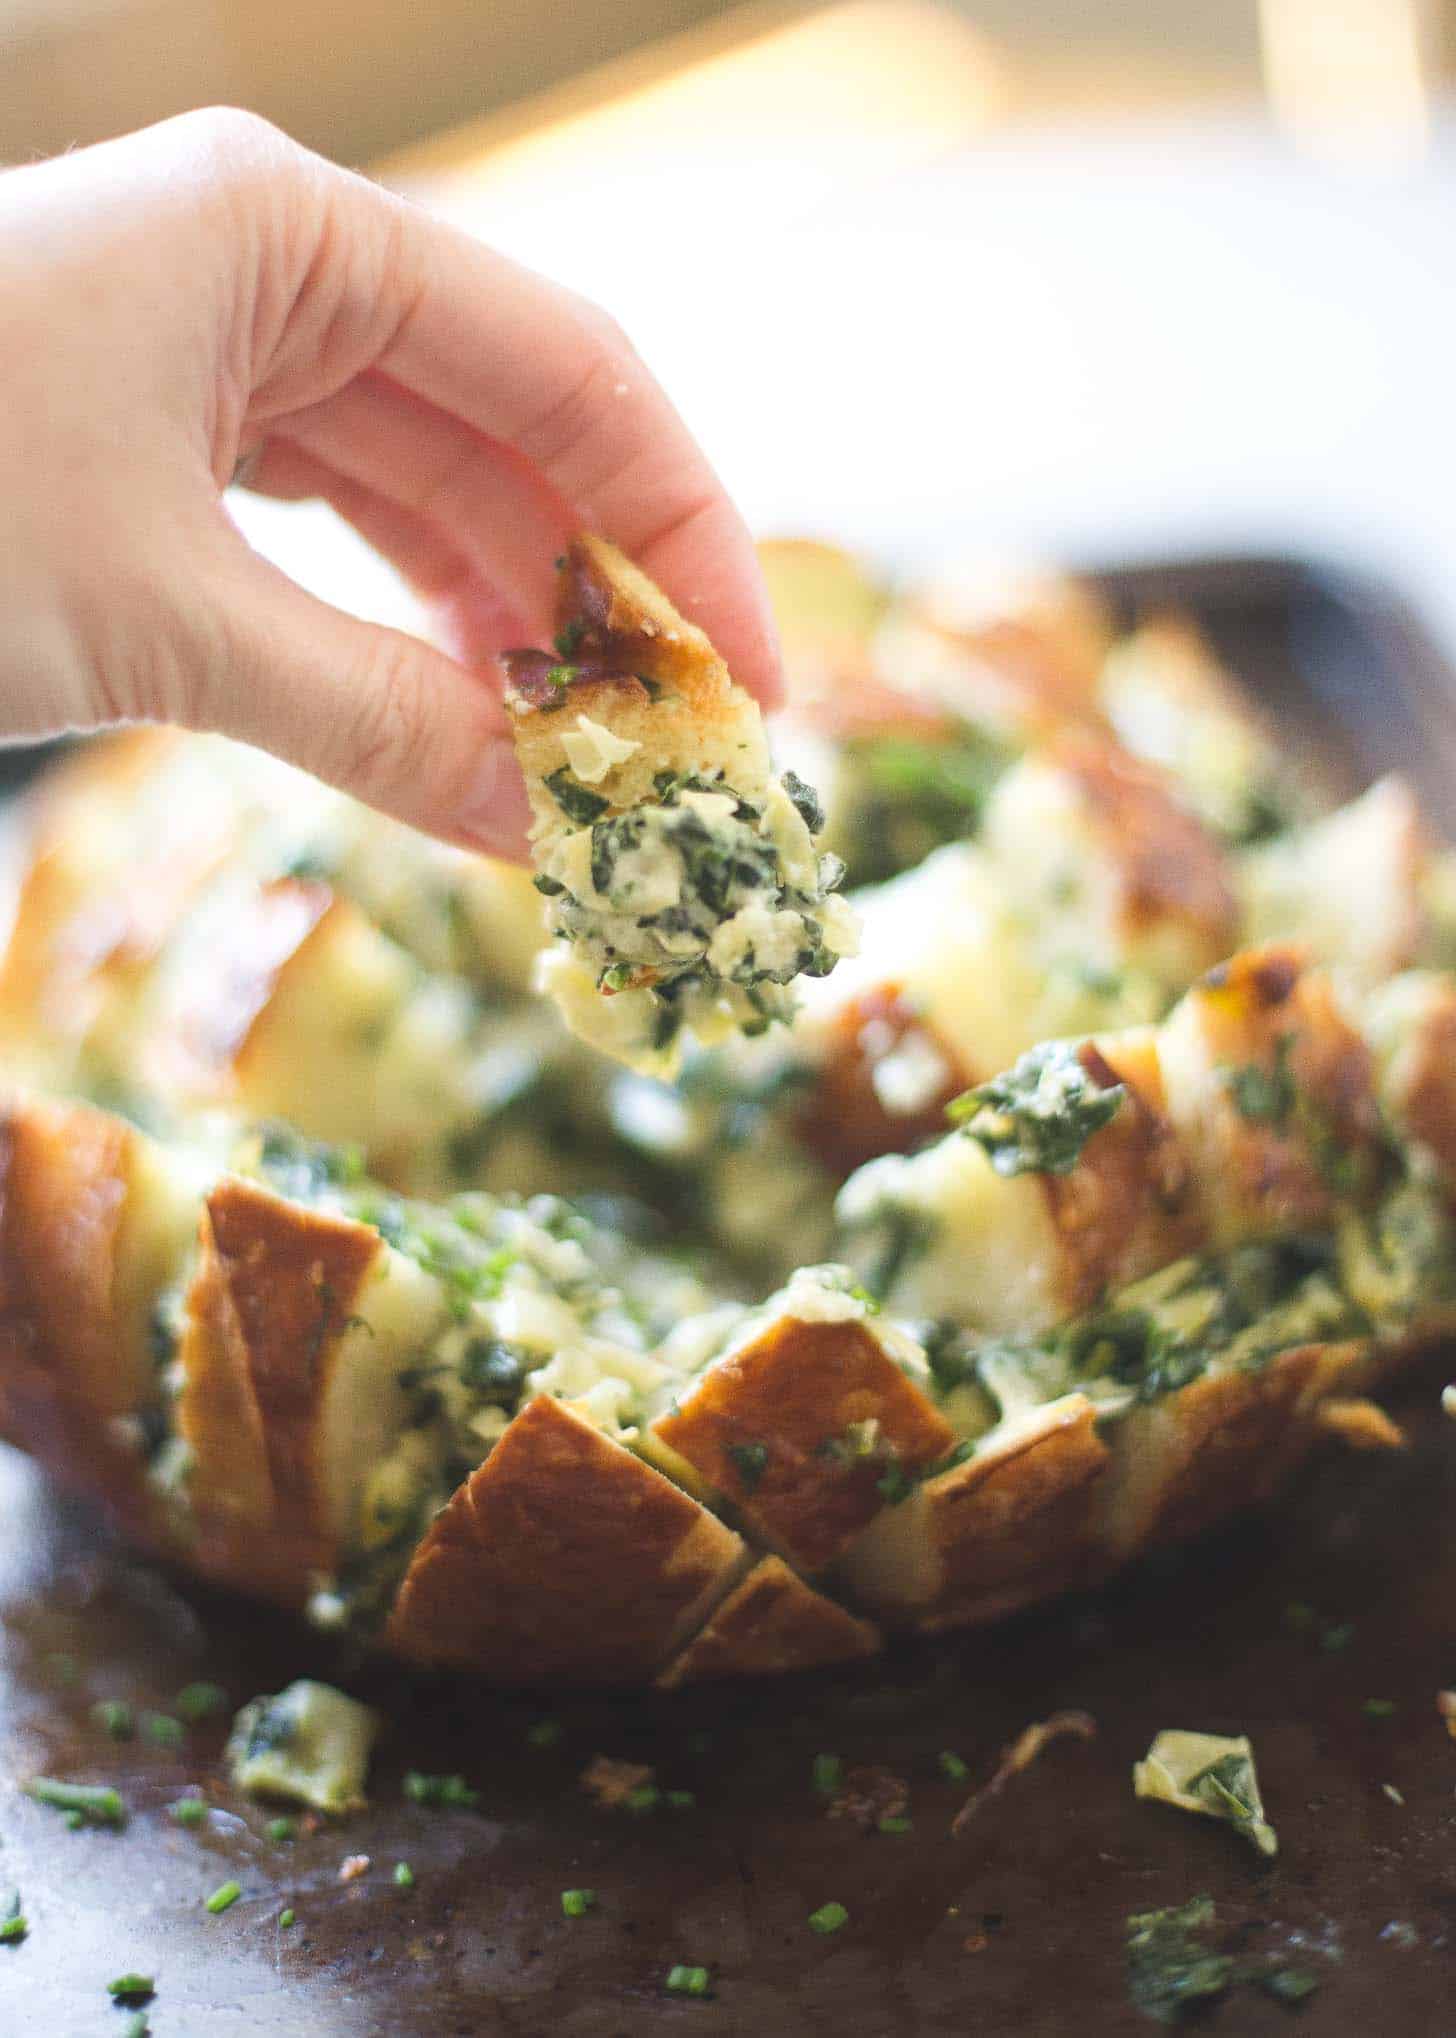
[188,543,532,861]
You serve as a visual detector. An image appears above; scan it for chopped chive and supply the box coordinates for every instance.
[626,1784,661,1814]
[877,1814,913,1835]
[175,1681,228,1723]
[812,1753,842,1796]
[527,1719,563,1749]
[0,1890,26,1946]
[121,2016,150,2038]
[1363,1699,1397,1718]
[64,1810,85,1831]
[279,1909,296,1929]
[107,1974,155,2001]
[1320,1621,1355,1653]
[140,1712,184,1751]
[665,1964,711,1997]
[809,1901,849,1935]
[266,1817,297,1844]
[169,1796,207,1828]
[666,1789,696,1810]
[561,1888,597,1918]
[28,1778,126,1827]
[938,1751,969,1783]
[205,1880,242,1915]
[91,1700,134,1741]
[403,1771,479,1809]
[393,1862,415,1889]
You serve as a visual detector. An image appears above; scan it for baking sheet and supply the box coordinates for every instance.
[3,556,1456,2036]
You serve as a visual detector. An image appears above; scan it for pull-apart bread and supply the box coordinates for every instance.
[3,537,1456,1686]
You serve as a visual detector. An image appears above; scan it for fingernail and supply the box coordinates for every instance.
[455,741,533,860]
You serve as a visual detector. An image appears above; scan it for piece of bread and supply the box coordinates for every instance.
[386,1394,748,1685]
[840,1394,1110,1630]
[651,1283,955,1574]
[504,535,855,1074]
[656,1554,881,1686]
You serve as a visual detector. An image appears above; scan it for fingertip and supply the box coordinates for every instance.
[449,735,534,864]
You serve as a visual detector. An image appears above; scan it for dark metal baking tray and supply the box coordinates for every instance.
[3,556,1456,2037]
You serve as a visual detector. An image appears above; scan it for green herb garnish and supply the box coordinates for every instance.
[204,1881,241,1915]
[27,1778,125,1827]
[665,1964,711,1997]
[939,1751,970,1783]
[0,1888,26,1945]
[627,1784,661,1814]
[950,1041,1124,1176]
[1125,1897,1233,2023]
[91,1700,134,1741]
[404,1771,479,1810]
[141,1711,184,1750]
[877,1814,912,1835]
[279,1909,296,1929]
[727,1441,769,1494]
[393,1862,415,1889]
[666,1790,696,1810]
[107,1974,155,2001]
[1363,1698,1397,1718]
[809,1902,849,1935]
[1223,1034,1296,1126]
[561,1888,597,1917]
[266,1816,297,1843]
[175,1681,228,1723]
[169,1796,207,1828]
[544,768,610,825]
[812,1753,842,1797]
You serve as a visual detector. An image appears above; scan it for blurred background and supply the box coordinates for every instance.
[4,0,1456,647]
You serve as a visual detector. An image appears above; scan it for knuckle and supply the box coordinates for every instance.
[332,635,445,805]
[515,341,629,480]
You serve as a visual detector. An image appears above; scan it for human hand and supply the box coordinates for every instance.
[0,109,781,857]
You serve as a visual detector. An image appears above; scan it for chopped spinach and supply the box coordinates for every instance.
[1126,1898,1234,2024]
[950,1041,1125,1176]
[1222,1033,1296,1126]
[780,768,826,836]
[545,768,611,825]
[727,1441,769,1493]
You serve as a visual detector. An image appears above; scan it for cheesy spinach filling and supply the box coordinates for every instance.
[534,768,858,1061]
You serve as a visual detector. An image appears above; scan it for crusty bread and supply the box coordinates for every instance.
[506,533,771,827]
[386,1395,748,1685]
[657,1555,881,1686]
[652,1310,955,1575]
[1156,944,1382,1248]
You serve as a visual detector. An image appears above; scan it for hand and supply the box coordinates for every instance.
[0,109,781,857]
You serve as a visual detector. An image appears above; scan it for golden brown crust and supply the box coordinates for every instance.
[1379,977,1456,1183]
[1158,946,1383,1246]
[385,1395,747,1685]
[505,534,770,825]
[1042,1033,1205,1315]
[1097,1341,1361,1559]
[652,1316,955,1574]
[841,1395,1110,1629]
[656,1555,882,1686]
[174,1177,382,1574]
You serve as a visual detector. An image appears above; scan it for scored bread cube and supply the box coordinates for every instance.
[839,1394,1110,1629]
[650,1273,955,1574]
[385,1394,748,1685]
[175,1176,443,1600]
[505,535,856,1075]
[1156,945,1384,1249]
[656,1554,882,1686]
